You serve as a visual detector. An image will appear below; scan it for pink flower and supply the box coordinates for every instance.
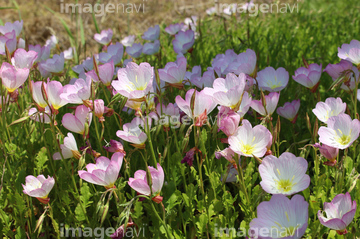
[228,120,272,158]
[312,97,346,123]
[217,106,240,137]
[259,152,310,195]
[128,163,164,203]
[0,20,23,37]
[98,42,124,65]
[226,49,257,76]
[0,62,29,93]
[11,48,38,69]
[38,53,65,75]
[29,44,51,63]
[22,175,55,204]
[257,67,289,92]
[116,117,148,148]
[338,39,360,66]
[78,152,124,189]
[165,23,184,35]
[158,56,187,86]
[86,61,114,86]
[112,62,154,100]
[173,30,195,54]
[175,88,217,126]
[318,113,360,149]
[104,140,126,154]
[193,69,215,88]
[318,192,356,235]
[94,29,113,45]
[156,103,181,129]
[29,106,51,124]
[94,99,105,121]
[121,35,135,47]
[324,60,359,91]
[62,105,92,136]
[249,194,308,239]
[142,25,160,41]
[142,40,160,55]
[126,43,143,58]
[250,92,279,116]
[215,147,238,165]
[63,47,74,60]
[0,30,17,55]
[53,133,81,160]
[276,99,300,123]
[60,78,92,105]
[314,143,338,166]
[45,35,58,49]
[292,63,322,91]
[46,80,69,111]
[204,73,247,111]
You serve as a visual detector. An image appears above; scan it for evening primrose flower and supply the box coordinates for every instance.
[0,62,29,93]
[314,143,339,166]
[0,31,17,55]
[312,97,346,123]
[126,43,143,58]
[62,105,92,136]
[142,25,160,41]
[11,48,38,69]
[165,23,184,35]
[228,120,272,158]
[29,106,51,124]
[324,60,359,91]
[338,39,360,66]
[250,92,279,116]
[112,62,154,100]
[217,106,240,137]
[204,73,248,111]
[38,53,65,75]
[276,99,300,123]
[318,192,357,235]
[143,40,160,55]
[86,61,114,86]
[29,44,50,63]
[22,175,55,204]
[46,80,69,111]
[78,152,124,189]
[94,29,113,45]
[156,103,181,129]
[116,117,148,148]
[173,30,195,54]
[292,63,322,91]
[128,163,164,203]
[98,42,124,65]
[121,35,135,47]
[60,77,92,106]
[53,133,81,160]
[175,88,217,126]
[249,194,308,239]
[226,49,257,76]
[259,152,310,195]
[158,56,187,87]
[0,20,23,36]
[257,67,289,92]
[318,113,360,149]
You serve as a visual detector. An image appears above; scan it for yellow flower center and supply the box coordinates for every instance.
[277,179,293,192]
[337,134,351,146]
[241,144,255,155]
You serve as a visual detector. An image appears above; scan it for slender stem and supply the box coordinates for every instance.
[150,201,173,239]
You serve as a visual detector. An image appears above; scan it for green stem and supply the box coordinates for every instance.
[150,201,173,239]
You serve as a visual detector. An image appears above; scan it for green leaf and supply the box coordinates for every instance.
[35,147,48,174]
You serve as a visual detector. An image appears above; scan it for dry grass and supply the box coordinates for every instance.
[1,0,216,52]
